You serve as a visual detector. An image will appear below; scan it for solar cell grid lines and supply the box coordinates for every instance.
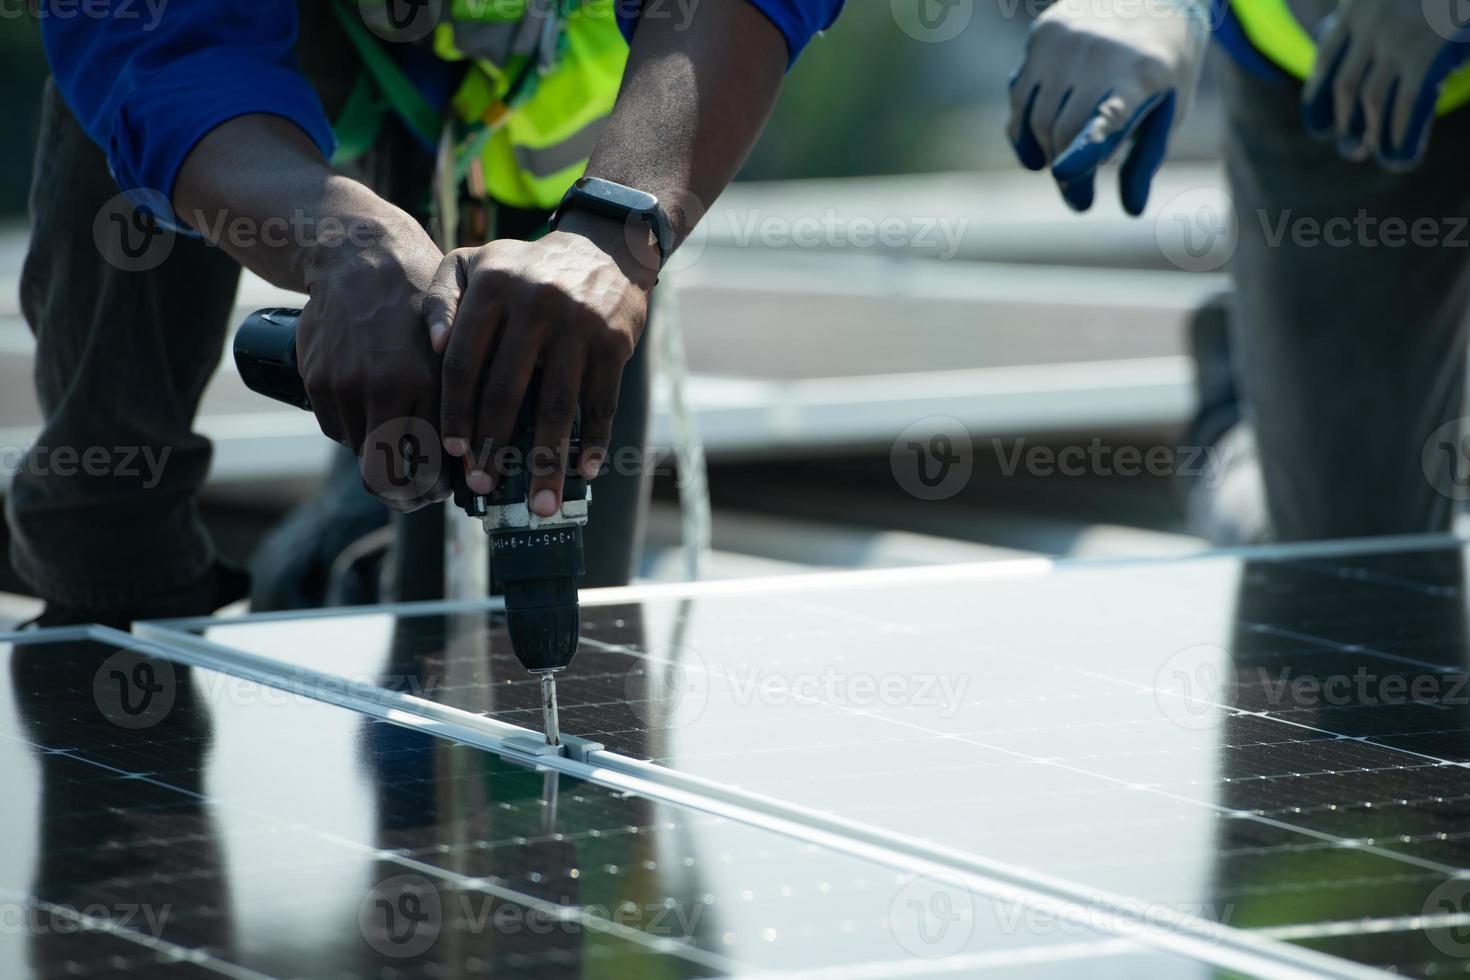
[0,634,1217,979]
[138,537,1470,976]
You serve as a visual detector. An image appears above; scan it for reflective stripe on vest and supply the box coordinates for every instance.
[1230,0,1470,114]
[341,0,626,211]
[445,1,626,210]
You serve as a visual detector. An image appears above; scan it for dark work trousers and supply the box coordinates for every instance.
[8,80,244,609]
[9,76,650,611]
[1186,59,1470,544]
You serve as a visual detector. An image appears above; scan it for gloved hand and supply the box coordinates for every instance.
[1006,0,1209,215]
[1302,1,1470,170]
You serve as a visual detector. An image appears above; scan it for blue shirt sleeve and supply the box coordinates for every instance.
[40,2,336,230]
[617,0,844,67]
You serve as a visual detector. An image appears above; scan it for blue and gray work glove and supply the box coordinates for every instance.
[1303,0,1470,171]
[1006,0,1209,215]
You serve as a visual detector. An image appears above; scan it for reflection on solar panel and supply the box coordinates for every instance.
[1,632,1222,979]
[142,537,1470,976]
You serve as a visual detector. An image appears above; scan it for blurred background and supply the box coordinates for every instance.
[0,4,1237,608]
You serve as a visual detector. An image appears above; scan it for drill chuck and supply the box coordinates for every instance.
[503,576,581,674]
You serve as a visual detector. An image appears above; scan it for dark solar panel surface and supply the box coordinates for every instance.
[179,540,1470,976]
[0,635,1216,979]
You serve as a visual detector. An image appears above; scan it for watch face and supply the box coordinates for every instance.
[557,178,671,264]
[579,177,658,216]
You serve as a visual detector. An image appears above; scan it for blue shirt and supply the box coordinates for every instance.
[40,0,843,219]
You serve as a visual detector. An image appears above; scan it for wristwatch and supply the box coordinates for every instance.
[549,176,675,267]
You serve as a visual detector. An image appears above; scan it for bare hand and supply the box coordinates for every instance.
[295,209,449,511]
[423,214,659,517]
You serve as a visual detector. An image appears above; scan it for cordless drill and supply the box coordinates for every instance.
[233,308,587,746]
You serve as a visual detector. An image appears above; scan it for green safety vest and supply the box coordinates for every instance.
[334,0,627,211]
[1230,0,1470,114]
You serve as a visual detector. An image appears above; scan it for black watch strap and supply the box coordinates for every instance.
[549,176,674,266]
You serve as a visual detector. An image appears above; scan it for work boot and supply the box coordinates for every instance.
[1180,292,1240,453]
[1178,293,1270,545]
[249,446,390,611]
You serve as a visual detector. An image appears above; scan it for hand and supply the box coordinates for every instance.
[294,199,450,512]
[1302,2,1470,170]
[171,120,452,512]
[1006,0,1208,215]
[422,212,658,518]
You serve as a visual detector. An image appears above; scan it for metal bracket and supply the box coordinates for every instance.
[501,733,606,767]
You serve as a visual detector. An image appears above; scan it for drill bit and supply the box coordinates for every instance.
[540,672,561,746]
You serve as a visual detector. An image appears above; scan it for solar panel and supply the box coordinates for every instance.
[0,632,1222,979]
[144,537,1470,976]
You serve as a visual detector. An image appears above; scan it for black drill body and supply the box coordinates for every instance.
[233,308,587,681]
